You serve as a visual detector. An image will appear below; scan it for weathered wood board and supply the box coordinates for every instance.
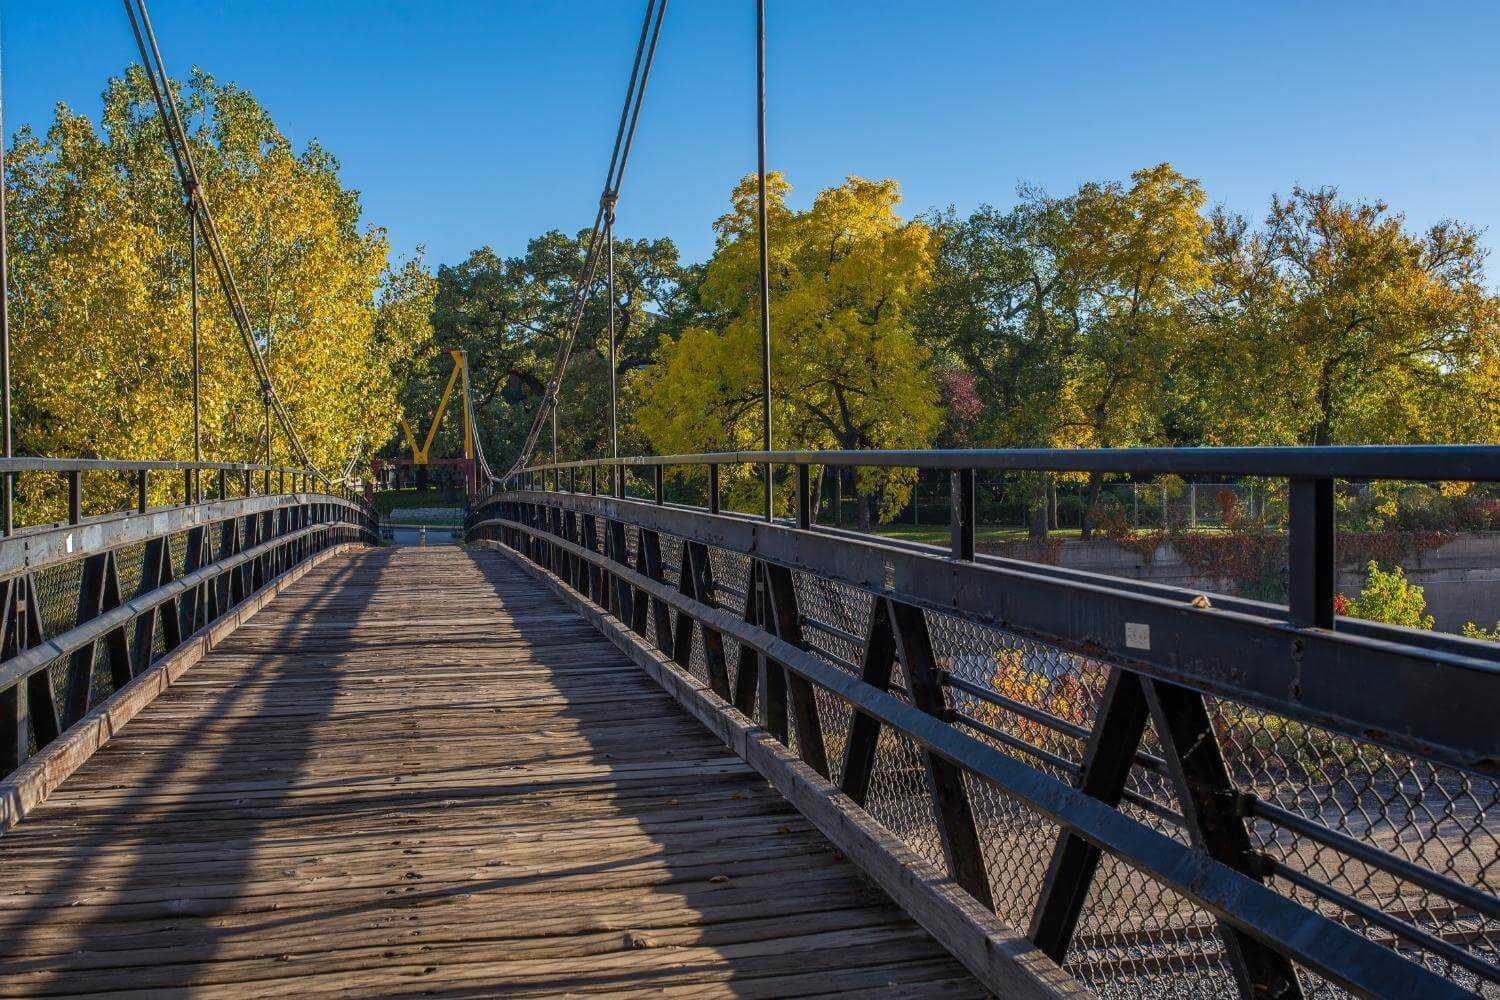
[0,547,986,997]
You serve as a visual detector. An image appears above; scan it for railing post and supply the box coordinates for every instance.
[217,468,227,500]
[676,541,731,699]
[1030,668,1151,960]
[183,467,193,506]
[761,562,829,777]
[1288,477,1335,628]
[796,463,811,530]
[887,598,994,909]
[654,464,664,505]
[67,470,82,525]
[708,463,721,515]
[137,468,149,513]
[590,465,598,496]
[950,468,975,560]
[1141,678,1302,998]
[838,598,898,805]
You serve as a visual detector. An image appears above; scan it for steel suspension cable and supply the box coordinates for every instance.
[755,0,773,520]
[501,0,667,484]
[459,358,496,484]
[123,0,316,474]
[0,20,12,533]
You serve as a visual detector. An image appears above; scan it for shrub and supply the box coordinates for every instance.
[1171,490,1286,599]
[1341,561,1434,630]
[1094,501,1164,564]
[1457,497,1500,532]
[1462,621,1499,642]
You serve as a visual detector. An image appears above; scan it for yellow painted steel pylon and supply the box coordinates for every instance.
[398,349,473,465]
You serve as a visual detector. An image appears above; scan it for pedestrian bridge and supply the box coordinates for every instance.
[0,449,1495,999]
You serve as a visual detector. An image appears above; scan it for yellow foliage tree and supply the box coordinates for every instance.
[1189,186,1500,445]
[5,68,423,521]
[631,174,940,525]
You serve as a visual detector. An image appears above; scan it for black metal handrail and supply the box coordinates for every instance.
[505,444,1500,482]
[0,462,378,786]
[471,444,1500,999]
[0,457,326,475]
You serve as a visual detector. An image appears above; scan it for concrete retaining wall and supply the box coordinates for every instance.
[1025,534,1500,634]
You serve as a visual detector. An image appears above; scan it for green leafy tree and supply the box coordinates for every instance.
[416,231,688,471]
[1056,164,1210,535]
[1187,187,1500,445]
[922,165,1208,536]
[1341,561,1434,630]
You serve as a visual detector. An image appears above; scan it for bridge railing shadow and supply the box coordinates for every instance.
[0,548,390,991]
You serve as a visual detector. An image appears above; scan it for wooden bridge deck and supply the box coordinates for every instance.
[0,547,984,998]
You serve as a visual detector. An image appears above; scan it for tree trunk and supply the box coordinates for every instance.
[1079,471,1103,540]
[1028,480,1049,541]
[1313,360,1335,445]
[856,489,873,532]
[1046,477,1059,531]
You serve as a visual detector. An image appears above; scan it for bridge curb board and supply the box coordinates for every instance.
[481,539,1088,1000]
[0,541,366,834]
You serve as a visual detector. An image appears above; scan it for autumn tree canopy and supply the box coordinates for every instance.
[10,64,1493,534]
[631,173,941,522]
[5,67,425,516]
[1185,186,1500,445]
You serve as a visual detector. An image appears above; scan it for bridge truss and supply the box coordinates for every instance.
[473,444,1500,999]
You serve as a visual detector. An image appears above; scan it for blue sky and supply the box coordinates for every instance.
[5,1,1499,271]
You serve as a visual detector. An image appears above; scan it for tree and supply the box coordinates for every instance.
[1340,561,1434,630]
[1187,186,1500,445]
[372,253,438,473]
[1051,164,1210,535]
[632,174,941,526]
[418,231,688,472]
[920,194,1072,449]
[6,67,411,519]
[922,165,1208,536]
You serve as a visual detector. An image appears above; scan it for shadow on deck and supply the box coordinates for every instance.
[0,546,983,997]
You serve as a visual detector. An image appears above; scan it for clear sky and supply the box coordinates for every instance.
[5,1,1499,271]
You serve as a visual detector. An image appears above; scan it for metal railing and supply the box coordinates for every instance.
[0,458,377,781]
[470,445,1500,999]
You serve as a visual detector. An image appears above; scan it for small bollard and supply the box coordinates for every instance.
[419,526,427,547]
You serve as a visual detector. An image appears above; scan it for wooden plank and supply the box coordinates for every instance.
[0,542,360,832]
[0,545,991,998]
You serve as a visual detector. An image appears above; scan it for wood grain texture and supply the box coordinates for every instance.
[0,546,987,998]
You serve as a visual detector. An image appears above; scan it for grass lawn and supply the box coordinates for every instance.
[371,488,466,516]
[384,510,465,527]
